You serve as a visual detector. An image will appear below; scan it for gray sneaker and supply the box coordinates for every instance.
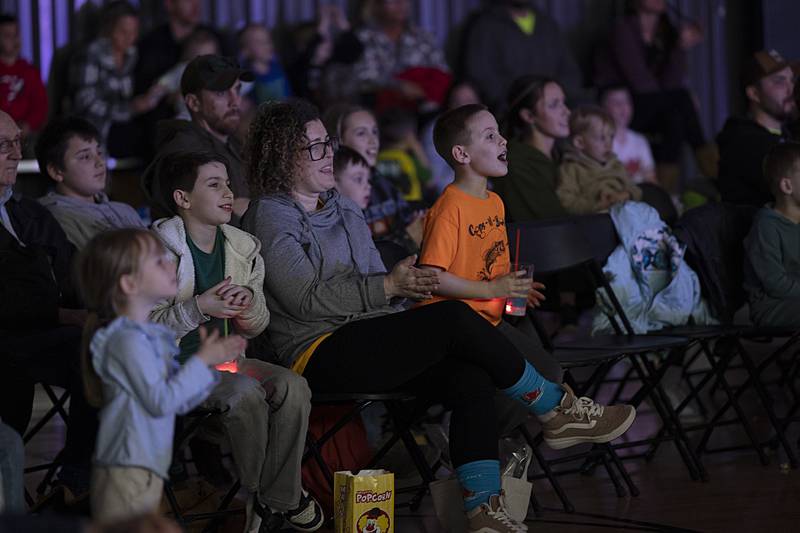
[466,493,528,533]
[540,384,636,450]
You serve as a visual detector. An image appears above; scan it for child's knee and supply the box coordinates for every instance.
[263,367,312,413]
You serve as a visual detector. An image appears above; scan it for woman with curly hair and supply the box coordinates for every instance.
[241,99,636,532]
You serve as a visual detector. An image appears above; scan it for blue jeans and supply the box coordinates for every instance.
[0,420,24,513]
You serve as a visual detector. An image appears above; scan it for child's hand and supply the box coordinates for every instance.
[384,255,440,300]
[197,278,248,318]
[490,270,532,298]
[196,326,247,366]
[527,281,547,308]
[216,283,254,309]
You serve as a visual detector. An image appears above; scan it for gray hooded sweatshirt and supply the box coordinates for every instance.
[241,189,398,368]
[38,191,144,250]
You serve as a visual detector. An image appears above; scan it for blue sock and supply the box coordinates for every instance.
[456,460,501,512]
[501,361,564,416]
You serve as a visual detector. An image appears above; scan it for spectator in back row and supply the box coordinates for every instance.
[0,14,47,137]
[557,105,641,215]
[492,75,569,222]
[238,24,292,105]
[600,84,657,184]
[36,117,144,250]
[143,54,253,220]
[460,0,582,113]
[352,0,448,104]
[69,1,165,156]
[717,50,798,207]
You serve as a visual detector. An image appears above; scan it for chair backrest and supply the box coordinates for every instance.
[673,202,758,324]
[507,218,596,275]
[509,216,634,335]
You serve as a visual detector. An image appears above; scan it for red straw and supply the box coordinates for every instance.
[514,228,520,272]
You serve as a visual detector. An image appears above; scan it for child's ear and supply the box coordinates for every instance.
[779,176,793,196]
[119,273,137,296]
[173,189,191,210]
[451,145,470,165]
[572,135,585,151]
[46,163,64,183]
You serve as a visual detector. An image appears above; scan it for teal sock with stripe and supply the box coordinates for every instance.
[501,361,564,415]
[456,459,501,512]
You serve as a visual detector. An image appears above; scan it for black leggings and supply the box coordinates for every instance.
[302,300,528,467]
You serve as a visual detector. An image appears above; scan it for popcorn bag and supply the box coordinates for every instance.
[334,470,395,533]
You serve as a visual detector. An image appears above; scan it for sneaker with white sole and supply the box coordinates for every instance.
[245,493,284,533]
[284,490,324,532]
[540,384,636,450]
[467,493,528,533]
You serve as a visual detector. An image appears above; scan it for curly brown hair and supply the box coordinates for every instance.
[245,99,321,197]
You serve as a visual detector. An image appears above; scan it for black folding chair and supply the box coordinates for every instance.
[23,383,71,507]
[508,217,704,481]
[163,406,243,532]
[303,392,437,513]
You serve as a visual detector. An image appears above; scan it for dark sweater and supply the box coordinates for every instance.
[460,5,582,110]
[743,207,800,326]
[492,140,567,222]
[717,116,788,207]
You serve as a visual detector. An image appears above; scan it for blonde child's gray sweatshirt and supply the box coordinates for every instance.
[242,190,399,368]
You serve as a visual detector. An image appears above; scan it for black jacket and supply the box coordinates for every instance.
[673,202,758,324]
[716,116,788,207]
[1,193,79,328]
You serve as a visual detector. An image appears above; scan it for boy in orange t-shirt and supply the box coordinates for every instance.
[419,103,562,380]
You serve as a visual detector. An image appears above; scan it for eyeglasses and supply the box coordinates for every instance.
[301,137,339,161]
[0,136,22,155]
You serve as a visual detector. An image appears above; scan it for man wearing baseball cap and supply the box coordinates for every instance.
[144,54,254,219]
[717,49,799,206]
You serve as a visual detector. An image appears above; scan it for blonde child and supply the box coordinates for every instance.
[77,228,245,522]
[556,105,642,214]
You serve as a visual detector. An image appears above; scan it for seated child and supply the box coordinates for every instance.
[556,105,642,215]
[77,228,244,522]
[36,116,144,249]
[600,84,657,185]
[323,104,424,253]
[376,107,432,205]
[744,142,800,328]
[419,103,637,530]
[239,24,292,104]
[334,146,372,209]
[147,151,322,532]
[420,103,636,436]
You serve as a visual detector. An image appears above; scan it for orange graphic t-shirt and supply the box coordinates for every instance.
[418,185,511,325]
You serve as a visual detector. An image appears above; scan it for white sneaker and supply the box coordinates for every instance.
[466,493,528,533]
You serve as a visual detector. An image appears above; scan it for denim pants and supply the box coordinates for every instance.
[0,420,24,513]
[199,358,311,512]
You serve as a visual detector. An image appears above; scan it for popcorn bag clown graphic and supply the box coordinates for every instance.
[334,470,394,533]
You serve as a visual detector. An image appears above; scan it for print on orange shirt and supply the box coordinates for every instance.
[418,185,511,324]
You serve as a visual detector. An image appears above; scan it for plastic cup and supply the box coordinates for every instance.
[504,264,534,317]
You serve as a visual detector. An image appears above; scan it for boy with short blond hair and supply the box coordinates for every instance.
[744,142,800,327]
[556,105,641,214]
[419,103,636,533]
[147,150,322,532]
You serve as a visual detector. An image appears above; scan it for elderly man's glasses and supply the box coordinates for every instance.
[301,137,339,161]
[0,136,22,154]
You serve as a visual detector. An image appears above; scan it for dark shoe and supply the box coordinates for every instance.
[246,493,284,533]
[284,490,324,532]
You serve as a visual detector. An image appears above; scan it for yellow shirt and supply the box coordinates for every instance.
[513,11,536,35]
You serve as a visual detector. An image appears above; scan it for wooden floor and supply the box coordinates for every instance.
[23,338,800,532]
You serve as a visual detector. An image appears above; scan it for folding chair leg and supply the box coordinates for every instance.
[601,443,639,497]
[164,483,186,527]
[519,425,574,514]
[385,401,435,512]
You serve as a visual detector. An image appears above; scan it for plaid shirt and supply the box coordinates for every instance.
[69,38,137,141]
[352,24,447,91]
